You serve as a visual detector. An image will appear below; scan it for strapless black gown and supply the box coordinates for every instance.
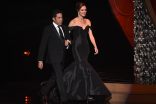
[63,26,112,100]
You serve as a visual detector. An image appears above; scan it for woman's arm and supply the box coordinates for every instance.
[66,20,75,45]
[88,19,98,55]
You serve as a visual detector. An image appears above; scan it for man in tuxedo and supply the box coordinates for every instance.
[37,9,71,104]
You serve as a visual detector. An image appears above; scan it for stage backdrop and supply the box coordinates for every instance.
[108,0,134,47]
[1,0,134,82]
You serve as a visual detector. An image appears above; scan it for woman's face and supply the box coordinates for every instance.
[78,6,87,17]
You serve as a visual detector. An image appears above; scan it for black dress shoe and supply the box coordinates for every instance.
[37,91,46,102]
[61,100,70,104]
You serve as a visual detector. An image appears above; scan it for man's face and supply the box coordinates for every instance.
[52,13,63,26]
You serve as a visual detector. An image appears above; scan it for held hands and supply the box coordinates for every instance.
[94,47,98,55]
[65,40,71,46]
[38,62,43,70]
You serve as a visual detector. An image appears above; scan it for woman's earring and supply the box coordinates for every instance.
[78,12,79,17]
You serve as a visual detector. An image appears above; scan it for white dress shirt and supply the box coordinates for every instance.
[53,22,65,37]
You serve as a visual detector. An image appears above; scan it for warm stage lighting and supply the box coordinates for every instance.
[25,96,31,102]
[24,51,30,56]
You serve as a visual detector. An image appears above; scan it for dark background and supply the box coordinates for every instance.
[1,0,133,82]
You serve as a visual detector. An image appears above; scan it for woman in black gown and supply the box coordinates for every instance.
[63,2,112,101]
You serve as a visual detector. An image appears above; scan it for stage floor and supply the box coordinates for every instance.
[0,69,156,104]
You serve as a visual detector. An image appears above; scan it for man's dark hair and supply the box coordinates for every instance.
[52,9,62,18]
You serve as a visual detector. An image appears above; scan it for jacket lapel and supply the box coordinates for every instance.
[50,23,64,43]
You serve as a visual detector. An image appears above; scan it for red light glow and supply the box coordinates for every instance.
[25,96,31,102]
[24,51,30,56]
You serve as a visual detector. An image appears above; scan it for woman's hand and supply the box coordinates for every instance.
[67,40,71,44]
[65,40,71,46]
[94,47,98,55]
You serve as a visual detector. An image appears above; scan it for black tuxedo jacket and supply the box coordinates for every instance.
[37,23,71,64]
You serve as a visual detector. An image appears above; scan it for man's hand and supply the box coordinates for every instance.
[65,40,71,46]
[38,62,43,70]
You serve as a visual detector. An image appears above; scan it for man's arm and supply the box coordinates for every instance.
[65,26,71,41]
[37,27,49,69]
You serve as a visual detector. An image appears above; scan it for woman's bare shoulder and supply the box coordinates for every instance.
[68,17,78,27]
[86,18,91,26]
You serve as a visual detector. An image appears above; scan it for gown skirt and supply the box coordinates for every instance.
[62,26,112,100]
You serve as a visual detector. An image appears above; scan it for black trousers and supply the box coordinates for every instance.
[41,63,67,102]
